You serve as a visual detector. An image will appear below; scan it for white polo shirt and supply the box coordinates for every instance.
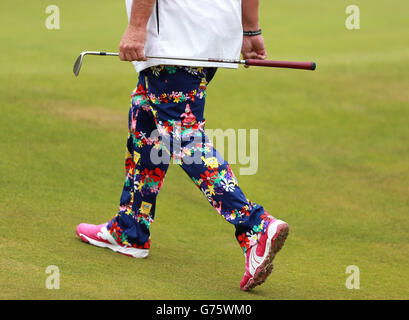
[125,0,243,72]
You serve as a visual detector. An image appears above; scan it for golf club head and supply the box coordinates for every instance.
[73,53,85,77]
[73,51,118,77]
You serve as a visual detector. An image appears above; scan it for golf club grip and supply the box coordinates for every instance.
[246,59,316,70]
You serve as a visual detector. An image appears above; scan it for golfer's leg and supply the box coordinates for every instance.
[179,133,273,253]
[107,66,203,249]
[107,83,169,249]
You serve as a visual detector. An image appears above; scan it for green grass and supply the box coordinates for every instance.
[1,0,408,299]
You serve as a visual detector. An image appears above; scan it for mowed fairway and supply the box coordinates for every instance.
[1,0,408,299]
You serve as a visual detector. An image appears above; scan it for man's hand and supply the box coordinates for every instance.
[241,0,266,67]
[119,0,155,62]
[119,25,147,62]
[241,34,267,61]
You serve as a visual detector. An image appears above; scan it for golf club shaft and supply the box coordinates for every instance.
[86,51,316,71]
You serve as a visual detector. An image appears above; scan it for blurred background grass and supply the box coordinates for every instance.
[0,0,408,299]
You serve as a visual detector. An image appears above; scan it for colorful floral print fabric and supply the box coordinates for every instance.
[107,65,275,253]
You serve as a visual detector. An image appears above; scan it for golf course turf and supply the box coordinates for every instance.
[0,0,408,299]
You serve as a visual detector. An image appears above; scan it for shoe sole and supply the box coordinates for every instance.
[78,232,149,259]
[241,221,289,291]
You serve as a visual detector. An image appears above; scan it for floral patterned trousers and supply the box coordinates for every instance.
[107,65,274,253]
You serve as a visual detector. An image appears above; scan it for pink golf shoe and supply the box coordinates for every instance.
[240,219,289,291]
[76,223,149,258]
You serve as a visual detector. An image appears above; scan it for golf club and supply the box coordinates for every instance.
[73,51,316,76]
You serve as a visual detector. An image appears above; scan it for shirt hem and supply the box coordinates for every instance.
[132,59,239,73]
